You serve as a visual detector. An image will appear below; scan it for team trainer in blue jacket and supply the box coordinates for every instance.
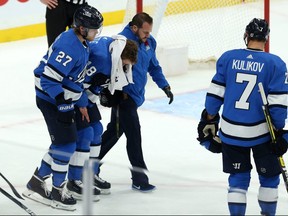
[97,12,174,192]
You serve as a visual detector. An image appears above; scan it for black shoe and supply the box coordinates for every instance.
[22,168,52,206]
[132,182,156,192]
[94,175,111,194]
[50,182,77,211]
[66,180,100,201]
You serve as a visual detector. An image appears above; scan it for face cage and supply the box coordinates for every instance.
[82,25,103,39]
[94,25,103,37]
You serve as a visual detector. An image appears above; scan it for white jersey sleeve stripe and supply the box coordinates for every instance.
[208,82,225,98]
[268,93,288,107]
[43,66,64,82]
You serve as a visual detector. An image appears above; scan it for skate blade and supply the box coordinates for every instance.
[69,191,100,202]
[51,200,77,211]
[97,187,111,195]
[22,189,52,206]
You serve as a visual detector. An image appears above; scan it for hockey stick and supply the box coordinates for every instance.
[0,187,36,215]
[258,82,288,193]
[0,172,36,215]
[0,172,23,199]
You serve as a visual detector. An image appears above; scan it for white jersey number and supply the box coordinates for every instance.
[235,73,257,110]
[55,51,72,66]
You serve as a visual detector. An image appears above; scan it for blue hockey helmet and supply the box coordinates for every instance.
[73,5,103,29]
[244,18,270,42]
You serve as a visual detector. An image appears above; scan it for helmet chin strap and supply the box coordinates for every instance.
[243,33,248,47]
[81,28,89,39]
[74,27,88,40]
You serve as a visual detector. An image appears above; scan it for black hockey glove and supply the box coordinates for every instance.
[197,109,220,143]
[200,135,222,153]
[99,88,113,107]
[270,130,288,157]
[91,73,110,88]
[162,85,174,104]
[55,93,74,125]
[100,88,123,108]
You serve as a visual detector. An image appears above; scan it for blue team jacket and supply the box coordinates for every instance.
[119,24,169,107]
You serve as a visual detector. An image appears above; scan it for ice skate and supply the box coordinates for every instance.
[22,168,52,206]
[66,180,100,201]
[94,175,111,194]
[50,182,77,211]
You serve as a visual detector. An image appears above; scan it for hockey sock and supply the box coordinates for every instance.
[89,121,103,175]
[227,172,250,216]
[38,152,53,177]
[228,187,247,216]
[258,187,277,216]
[50,142,76,187]
[68,126,93,180]
[90,143,101,174]
[258,175,279,215]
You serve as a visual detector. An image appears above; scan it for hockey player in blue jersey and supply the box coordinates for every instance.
[22,5,103,211]
[66,35,138,199]
[197,18,288,216]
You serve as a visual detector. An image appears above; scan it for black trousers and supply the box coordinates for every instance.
[99,95,149,184]
[45,0,86,47]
